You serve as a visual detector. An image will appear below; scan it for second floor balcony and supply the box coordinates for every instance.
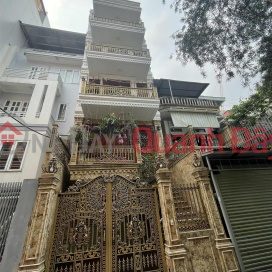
[80,81,158,99]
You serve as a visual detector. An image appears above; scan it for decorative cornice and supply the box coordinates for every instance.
[93,0,141,12]
[87,53,151,64]
[78,99,159,108]
[89,21,145,33]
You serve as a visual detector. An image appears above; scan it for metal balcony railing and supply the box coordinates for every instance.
[89,13,144,28]
[78,146,136,164]
[86,43,150,57]
[0,111,26,118]
[81,82,158,99]
[160,96,219,108]
[2,68,63,83]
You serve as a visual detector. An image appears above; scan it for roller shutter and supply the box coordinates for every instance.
[216,170,272,272]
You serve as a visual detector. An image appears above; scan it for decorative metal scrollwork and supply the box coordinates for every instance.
[102,173,116,183]
[127,216,145,241]
[68,176,92,192]
[69,219,89,249]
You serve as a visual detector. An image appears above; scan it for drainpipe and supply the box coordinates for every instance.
[205,155,246,272]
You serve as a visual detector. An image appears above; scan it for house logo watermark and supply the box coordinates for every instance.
[0,121,23,145]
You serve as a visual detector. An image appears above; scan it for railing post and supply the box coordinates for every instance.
[69,142,78,165]
[81,79,86,94]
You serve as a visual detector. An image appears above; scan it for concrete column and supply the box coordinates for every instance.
[155,168,188,272]
[39,81,58,124]
[25,81,45,122]
[192,167,241,272]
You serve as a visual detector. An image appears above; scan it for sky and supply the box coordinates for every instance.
[42,0,258,111]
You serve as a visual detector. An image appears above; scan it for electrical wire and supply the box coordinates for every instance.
[0,107,50,138]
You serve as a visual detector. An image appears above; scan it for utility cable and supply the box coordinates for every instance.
[0,107,50,138]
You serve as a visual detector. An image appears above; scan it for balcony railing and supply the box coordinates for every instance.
[2,68,63,83]
[90,13,144,28]
[86,43,150,57]
[78,146,136,164]
[81,82,158,99]
[160,96,218,108]
[0,111,26,118]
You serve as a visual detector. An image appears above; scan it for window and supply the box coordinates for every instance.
[59,70,80,83]
[0,142,28,171]
[29,67,48,79]
[72,71,80,83]
[57,104,68,121]
[2,100,30,116]
[60,70,66,82]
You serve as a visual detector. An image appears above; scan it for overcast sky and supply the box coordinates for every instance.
[43,0,258,110]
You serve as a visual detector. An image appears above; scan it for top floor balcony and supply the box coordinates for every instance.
[92,0,142,25]
[89,12,144,28]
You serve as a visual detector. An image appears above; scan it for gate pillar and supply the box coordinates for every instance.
[156,168,188,272]
[18,172,61,272]
[192,167,240,272]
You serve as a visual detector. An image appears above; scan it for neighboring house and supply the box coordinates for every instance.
[0,0,50,76]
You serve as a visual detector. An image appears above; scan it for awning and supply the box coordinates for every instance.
[20,22,86,54]
[154,79,209,98]
[171,112,220,128]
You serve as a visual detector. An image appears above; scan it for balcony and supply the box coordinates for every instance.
[81,82,158,99]
[92,1,141,25]
[89,11,145,51]
[89,13,144,28]
[2,68,63,83]
[70,144,142,165]
[86,43,150,57]
[160,96,219,108]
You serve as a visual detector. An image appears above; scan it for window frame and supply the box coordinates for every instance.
[3,100,30,114]
[56,103,69,122]
[0,141,29,171]
[58,70,80,84]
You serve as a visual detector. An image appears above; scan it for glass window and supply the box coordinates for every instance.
[21,102,29,112]
[72,71,80,83]
[60,70,66,82]
[65,71,73,83]
[3,101,10,111]
[57,104,68,121]
[9,142,27,170]
[0,144,13,170]
[10,102,21,112]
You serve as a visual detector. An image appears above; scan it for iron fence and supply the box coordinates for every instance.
[0,182,22,259]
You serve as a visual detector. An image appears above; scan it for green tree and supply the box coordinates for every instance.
[163,0,272,123]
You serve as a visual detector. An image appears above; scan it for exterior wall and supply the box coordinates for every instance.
[1,47,82,135]
[0,0,50,75]
[0,130,49,183]
[0,92,32,106]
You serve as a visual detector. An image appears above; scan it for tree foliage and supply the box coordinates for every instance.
[163,0,272,122]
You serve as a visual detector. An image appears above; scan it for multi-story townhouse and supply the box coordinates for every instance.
[2,1,271,272]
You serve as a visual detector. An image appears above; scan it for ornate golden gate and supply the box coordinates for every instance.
[48,175,166,272]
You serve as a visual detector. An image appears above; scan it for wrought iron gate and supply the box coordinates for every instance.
[48,175,166,272]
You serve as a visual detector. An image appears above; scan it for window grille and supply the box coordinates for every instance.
[0,182,22,259]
